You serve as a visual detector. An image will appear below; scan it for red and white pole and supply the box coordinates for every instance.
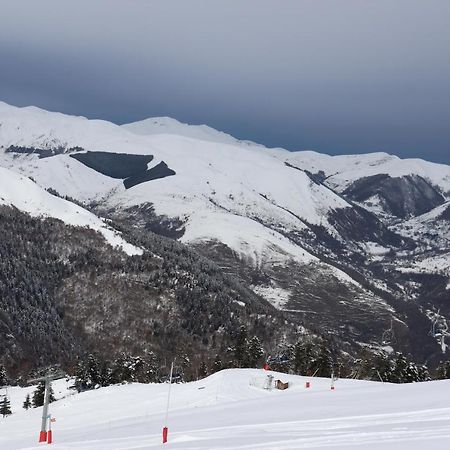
[47,414,53,444]
[38,377,51,443]
[162,361,174,444]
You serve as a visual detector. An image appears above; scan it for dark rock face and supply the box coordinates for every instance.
[111,204,186,240]
[343,174,446,218]
[438,204,450,221]
[70,151,154,178]
[328,205,406,247]
[70,151,175,189]
[123,161,176,189]
[6,145,82,158]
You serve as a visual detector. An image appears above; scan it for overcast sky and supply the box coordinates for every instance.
[0,0,449,163]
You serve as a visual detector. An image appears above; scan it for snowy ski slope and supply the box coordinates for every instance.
[1,369,449,449]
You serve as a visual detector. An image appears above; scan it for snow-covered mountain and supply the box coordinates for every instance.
[0,101,369,281]
[271,150,450,219]
[0,100,449,363]
[121,116,256,146]
[271,150,450,193]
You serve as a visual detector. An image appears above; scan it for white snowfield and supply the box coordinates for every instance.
[121,117,253,147]
[0,166,142,256]
[1,369,449,450]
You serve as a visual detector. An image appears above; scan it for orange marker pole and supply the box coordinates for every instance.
[162,361,174,444]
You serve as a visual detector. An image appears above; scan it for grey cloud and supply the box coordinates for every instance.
[0,0,449,163]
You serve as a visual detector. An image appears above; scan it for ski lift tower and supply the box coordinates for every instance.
[28,371,64,443]
[438,321,450,354]
[427,309,450,354]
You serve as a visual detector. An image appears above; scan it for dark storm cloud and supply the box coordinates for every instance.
[0,0,449,163]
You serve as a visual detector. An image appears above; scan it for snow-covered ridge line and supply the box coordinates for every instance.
[269,149,450,195]
[121,116,260,147]
[0,166,142,256]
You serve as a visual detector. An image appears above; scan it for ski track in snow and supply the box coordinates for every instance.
[1,369,450,450]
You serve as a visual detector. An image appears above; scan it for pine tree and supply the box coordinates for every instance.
[75,355,103,391]
[0,396,12,417]
[32,381,55,408]
[179,354,191,382]
[23,393,32,410]
[0,365,7,387]
[292,340,307,375]
[144,352,159,383]
[313,340,333,377]
[391,353,429,383]
[234,326,249,367]
[247,336,264,367]
[198,361,208,379]
[371,352,394,382]
[211,357,223,374]
[74,361,88,392]
[110,354,133,384]
[86,354,102,387]
[98,360,112,386]
[436,361,450,379]
[291,339,316,375]
[416,364,430,382]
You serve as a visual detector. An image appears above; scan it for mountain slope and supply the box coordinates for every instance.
[0,101,449,363]
[0,204,289,377]
[0,166,141,256]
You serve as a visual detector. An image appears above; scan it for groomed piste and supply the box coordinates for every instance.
[1,368,450,449]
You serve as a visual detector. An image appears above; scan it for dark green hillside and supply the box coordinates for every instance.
[0,206,286,378]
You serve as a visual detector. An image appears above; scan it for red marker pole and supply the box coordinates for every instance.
[27,372,63,445]
[162,361,174,444]
[47,414,53,444]
[39,377,51,442]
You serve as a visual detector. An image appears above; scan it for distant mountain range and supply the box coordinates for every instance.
[0,101,449,374]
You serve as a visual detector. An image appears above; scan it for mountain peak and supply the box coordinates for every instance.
[122,116,259,147]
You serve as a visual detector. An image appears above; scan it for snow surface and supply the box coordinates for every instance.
[1,369,450,449]
[252,285,291,310]
[414,253,450,287]
[122,117,255,147]
[0,166,142,256]
[181,211,316,267]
